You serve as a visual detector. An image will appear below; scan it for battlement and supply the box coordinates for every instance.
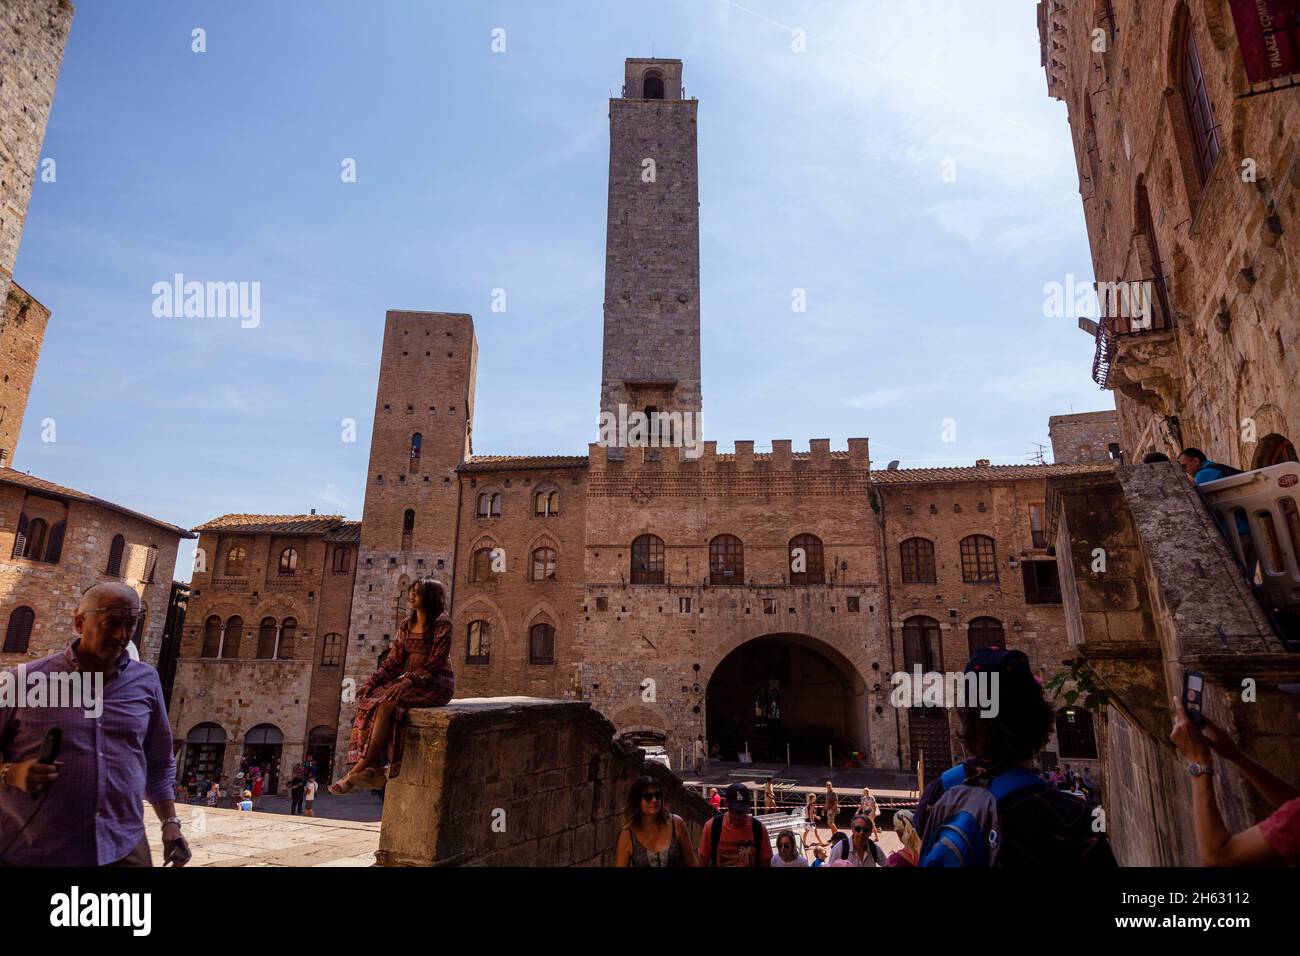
[586,437,870,473]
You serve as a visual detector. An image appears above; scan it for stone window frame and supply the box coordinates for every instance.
[529,543,558,582]
[200,614,222,658]
[641,68,666,100]
[320,632,343,667]
[532,485,561,517]
[468,538,499,583]
[476,490,503,519]
[221,615,244,659]
[967,616,1006,656]
[277,547,299,577]
[106,533,126,576]
[1166,3,1222,207]
[224,544,248,577]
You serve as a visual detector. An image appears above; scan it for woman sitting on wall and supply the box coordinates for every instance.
[331,578,455,793]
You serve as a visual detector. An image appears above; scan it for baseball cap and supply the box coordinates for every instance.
[723,783,752,809]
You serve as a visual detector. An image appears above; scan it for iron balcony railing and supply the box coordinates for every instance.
[1092,274,1175,388]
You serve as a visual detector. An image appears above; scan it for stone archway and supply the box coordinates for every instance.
[704,633,868,765]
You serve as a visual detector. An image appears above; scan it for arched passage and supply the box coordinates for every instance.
[705,633,866,765]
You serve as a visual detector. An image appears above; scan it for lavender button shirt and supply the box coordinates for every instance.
[0,639,176,866]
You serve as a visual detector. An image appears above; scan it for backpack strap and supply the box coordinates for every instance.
[751,817,763,867]
[987,767,1046,801]
[708,813,724,866]
[938,761,969,792]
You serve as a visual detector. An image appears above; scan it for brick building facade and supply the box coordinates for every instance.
[172,59,1105,788]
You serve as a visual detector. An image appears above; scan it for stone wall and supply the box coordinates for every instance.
[0,483,183,668]
[1049,461,1300,865]
[1039,0,1300,471]
[376,697,713,866]
[1048,410,1120,464]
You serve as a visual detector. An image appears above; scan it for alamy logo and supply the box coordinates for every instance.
[0,665,103,719]
[1042,273,1152,326]
[50,886,151,936]
[152,274,261,328]
[597,403,703,459]
[890,667,1001,718]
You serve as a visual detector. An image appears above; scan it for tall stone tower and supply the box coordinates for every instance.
[0,0,73,467]
[336,310,477,761]
[599,58,701,433]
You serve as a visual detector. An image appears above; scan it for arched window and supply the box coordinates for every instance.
[402,509,415,550]
[221,616,243,659]
[900,538,937,584]
[184,723,226,783]
[531,547,557,581]
[643,72,665,99]
[256,617,278,659]
[1056,707,1099,759]
[278,548,298,576]
[331,548,351,574]
[959,535,997,583]
[1174,8,1220,189]
[321,632,342,666]
[225,546,247,577]
[534,490,560,516]
[529,622,555,665]
[902,616,943,672]
[967,616,1005,656]
[471,546,495,582]
[467,620,491,664]
[3,606,35,653]
[709,534,744,586]
[631,534,665,585]
[201,614,222,658]
[106,533,125,576]
[279,617,296,659]
[409,433,422,471]
[788,534,825,585]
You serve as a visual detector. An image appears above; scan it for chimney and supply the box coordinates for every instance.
[975,459,990,468]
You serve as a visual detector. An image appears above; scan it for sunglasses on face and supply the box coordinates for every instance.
[778,843,793,851]
[641,792,662,801]
[853,826,869,833]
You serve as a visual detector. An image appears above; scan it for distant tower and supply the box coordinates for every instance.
[599,58,701,433]
[337,310,477,761]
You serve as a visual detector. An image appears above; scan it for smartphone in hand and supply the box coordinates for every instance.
[1183,670,1206,728]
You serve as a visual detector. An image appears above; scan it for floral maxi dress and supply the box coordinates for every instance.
[344,611,455,778]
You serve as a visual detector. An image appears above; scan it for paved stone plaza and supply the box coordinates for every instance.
[146,803,379,867]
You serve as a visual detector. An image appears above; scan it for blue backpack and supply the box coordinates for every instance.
[918,763,1045,867]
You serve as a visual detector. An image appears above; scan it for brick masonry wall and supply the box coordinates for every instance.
[878,476,1096,775]
[1043,0,1300,469]
[0,283,49,464]
[453,465,587,701]
[173,528,355,786]
[0,0,72,296]
[0,485,182,669]
[376,697,713,866]
[337,311,477,766]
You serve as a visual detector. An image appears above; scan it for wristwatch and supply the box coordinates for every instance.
[160,816,183,830]
[1187,762,1214,777]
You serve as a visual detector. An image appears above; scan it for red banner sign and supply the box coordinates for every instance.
[1230,0,1300,83]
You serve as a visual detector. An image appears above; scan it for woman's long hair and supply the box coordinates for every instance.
[625,775,670,827]
[405,577,446,630]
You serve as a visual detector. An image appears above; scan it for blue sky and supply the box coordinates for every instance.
[14,0,1112,580]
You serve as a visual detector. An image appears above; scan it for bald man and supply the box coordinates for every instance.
[0,582,187,866]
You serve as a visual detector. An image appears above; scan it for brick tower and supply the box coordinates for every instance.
[599,58,701,432]
[336,310,477,764]
[0,0,73,467]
